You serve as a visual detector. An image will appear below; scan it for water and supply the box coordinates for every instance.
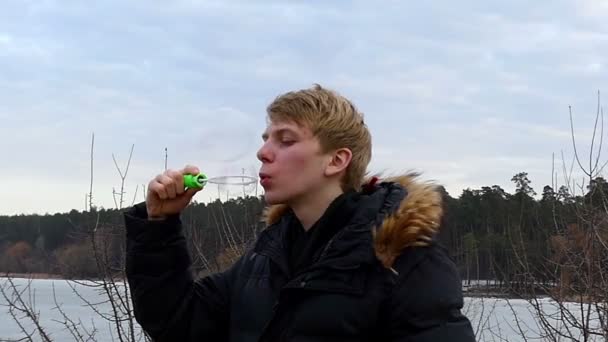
[0,278,604,341]
[0,277,146,341]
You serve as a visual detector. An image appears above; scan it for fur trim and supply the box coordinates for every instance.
[260,173,443,268]
[262,203,290,226]
[371,173,443,268]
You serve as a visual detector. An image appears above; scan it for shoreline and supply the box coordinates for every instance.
[1,273,123,282]
[2,272,64,280]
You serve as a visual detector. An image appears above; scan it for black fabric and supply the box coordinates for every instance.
[285,215,309,275]
[286,190,360,276]
[124,182,477,342]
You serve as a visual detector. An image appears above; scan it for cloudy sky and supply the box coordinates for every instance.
[1,0,607,215]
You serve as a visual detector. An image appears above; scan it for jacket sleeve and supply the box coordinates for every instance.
[124,202,239,342]
[384,246,477,342]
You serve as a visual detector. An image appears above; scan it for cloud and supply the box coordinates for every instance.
[1,0,608,214]
[577,0,608,18]
[0,33,11,44]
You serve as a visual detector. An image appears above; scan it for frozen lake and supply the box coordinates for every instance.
[0,277,147,342]
[0,277,604,341]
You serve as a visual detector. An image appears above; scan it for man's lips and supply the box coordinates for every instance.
[259,173,271,187]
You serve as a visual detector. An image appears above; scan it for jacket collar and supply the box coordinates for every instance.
[260,173,444,270]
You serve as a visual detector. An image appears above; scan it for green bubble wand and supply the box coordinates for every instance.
[183,173,258,189]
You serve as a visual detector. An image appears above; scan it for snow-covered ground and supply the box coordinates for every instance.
[0,278,605,341]
[464,296,605,341]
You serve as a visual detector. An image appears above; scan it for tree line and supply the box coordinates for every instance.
[0,196,265,279]
[1,171,604,294]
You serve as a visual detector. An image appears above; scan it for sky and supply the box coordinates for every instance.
[1,0,607,216]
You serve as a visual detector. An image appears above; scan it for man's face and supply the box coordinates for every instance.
[257,120,332,205]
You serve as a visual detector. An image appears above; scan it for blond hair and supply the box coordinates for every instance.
[267,84,372,191]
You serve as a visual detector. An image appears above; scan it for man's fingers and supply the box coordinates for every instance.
[149,179,168,200]
[185,187,201,197]
[146,166,201,216]
[166,169,185,195]
[181,164,200,176]
[157,174,177,199]
[178,188,200,207]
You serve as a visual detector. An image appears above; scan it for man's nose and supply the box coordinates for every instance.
[256,142,273,163]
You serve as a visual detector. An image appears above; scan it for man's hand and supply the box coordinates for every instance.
[146,165,202,220]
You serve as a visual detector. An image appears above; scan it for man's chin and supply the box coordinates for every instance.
[263,192,287,206]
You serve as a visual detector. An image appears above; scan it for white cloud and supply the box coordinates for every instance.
[1,0,608,214]
[578,0,608,17]
[0,33,11,44]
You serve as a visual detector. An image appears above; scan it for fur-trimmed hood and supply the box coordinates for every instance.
[261,173,444,269]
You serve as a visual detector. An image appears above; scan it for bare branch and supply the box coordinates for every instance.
[589,90,602,178]
[570,105,592,177]
[89,132,95,211]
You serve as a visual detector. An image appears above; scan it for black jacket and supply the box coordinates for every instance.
[125,174,476,341]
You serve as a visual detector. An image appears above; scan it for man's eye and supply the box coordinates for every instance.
[281,140,295,145]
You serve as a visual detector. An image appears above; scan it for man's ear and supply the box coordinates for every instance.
[325,148,353,177]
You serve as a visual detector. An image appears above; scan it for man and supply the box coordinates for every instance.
[124,84,476,341]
